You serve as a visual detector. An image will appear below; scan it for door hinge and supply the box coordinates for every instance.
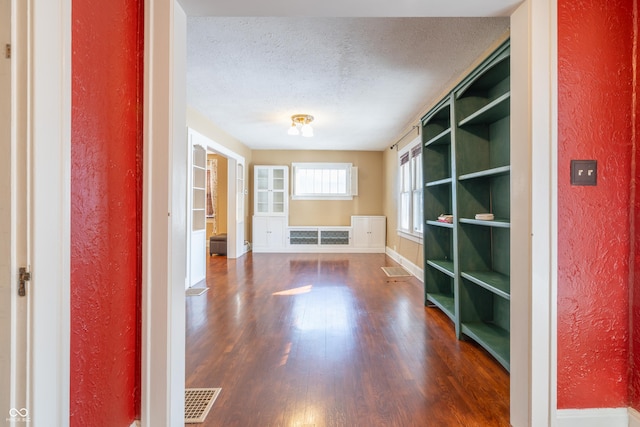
[5,44,10,59]
[18,267,30,297]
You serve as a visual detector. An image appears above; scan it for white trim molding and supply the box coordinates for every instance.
[385,246,424,282]
[629,407,640,427]
[141,0,186,426]
[29,0,72,424]
[556,408,628,427]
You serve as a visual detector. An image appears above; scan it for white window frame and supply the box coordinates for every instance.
[291,162,354,200]
[397,136,423,243]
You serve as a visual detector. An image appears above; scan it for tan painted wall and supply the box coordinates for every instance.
[206,153,228,235]
[251,150,383,227]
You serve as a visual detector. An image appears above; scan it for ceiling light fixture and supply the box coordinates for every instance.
[287,114,314,137]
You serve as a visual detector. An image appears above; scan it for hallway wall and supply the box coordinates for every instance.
[557,0,634,409]
[70,0,143,425]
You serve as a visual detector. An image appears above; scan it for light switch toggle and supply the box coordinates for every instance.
[570,160,597,186]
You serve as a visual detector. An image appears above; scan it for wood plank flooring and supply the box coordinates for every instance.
[185,253,509,426]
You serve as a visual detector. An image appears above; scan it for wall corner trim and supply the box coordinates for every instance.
[556,408,628,427]
[629,407,640,427]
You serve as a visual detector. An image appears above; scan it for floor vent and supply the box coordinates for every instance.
[381,266,411,277]
[185,387,221,423]
[186,287,209,297]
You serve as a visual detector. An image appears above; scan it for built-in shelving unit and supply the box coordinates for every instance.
[190,143,207,286]
[422,40,511,371]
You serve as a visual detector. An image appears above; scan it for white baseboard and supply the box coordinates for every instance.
[130,421,140,427]
[385,246,423,282]
[629,407,640,427]
[556,408,628,427]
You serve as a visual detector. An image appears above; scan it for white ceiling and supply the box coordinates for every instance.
[184,2,516,151]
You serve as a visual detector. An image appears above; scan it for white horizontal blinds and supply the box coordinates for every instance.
[296,168,346,195]
[411,145,423,234]
[292,163,352,198]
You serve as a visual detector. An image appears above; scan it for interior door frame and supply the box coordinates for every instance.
[188,127,246,260]
[23,0,72,424]
[22,0,558,425]
[148,0,558,425]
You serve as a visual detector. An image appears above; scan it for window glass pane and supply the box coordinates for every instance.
[414,153,422,190]
[413,190,423,233]
[293,163,351,197]
[401,163,411,192]
[400,192,410,230]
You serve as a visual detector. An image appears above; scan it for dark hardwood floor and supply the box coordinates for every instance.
[185,253,509,426]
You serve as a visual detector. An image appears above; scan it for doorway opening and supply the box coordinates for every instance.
[187,127,247,290]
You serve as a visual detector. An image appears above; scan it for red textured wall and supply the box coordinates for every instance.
[557,0,633,408]
[70,0,143,425]
[631,2,640,410]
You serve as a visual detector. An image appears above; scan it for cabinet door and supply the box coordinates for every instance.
[254,166,288,215]
[352,217,369,248]
[252,216,269,248]
[268,216,286,249]
[367,217,386,248]
[270,167,287,214]
[252,216,285,251]
[352,216,386,249]
[255,168,270,214]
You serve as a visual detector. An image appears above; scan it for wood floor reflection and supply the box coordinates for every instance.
[185,253,509,427]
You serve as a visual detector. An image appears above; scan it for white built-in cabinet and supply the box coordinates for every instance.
[352,216,386,251]
[250,165,386,254]
[253,165,289,252]
[252,216,286,251]
[190,143,206,285]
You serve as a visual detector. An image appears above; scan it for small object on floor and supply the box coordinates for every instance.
[437,214,453,223]
[185,387,221,424]
[209,233,227,256]
[381,266,411,277]
[475,213,494,221]
[186,287,209,297]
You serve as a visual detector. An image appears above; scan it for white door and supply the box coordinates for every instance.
[1,0,29,421]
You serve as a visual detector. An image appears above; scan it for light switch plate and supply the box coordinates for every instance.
[570,160,597,186]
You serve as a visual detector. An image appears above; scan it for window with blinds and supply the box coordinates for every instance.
[398,138,423,239]
[292,162,356,200]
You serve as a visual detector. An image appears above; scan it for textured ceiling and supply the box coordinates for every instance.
[186,16,511,151]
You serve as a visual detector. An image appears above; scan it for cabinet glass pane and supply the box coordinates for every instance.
[257,192,268,213]
[257,169,269,190]
[272,192,284,213]
[272,169,285,190]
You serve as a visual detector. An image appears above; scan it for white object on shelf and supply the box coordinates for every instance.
[475,213,495,220]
